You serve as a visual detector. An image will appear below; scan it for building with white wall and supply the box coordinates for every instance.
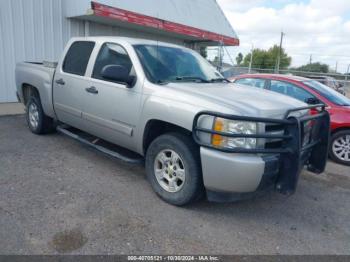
[0,0,238,103]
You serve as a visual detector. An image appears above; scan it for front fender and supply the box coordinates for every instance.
[134,94,205,155]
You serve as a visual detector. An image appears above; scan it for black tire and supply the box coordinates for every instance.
[329,130,350,166]
[26,95,55,135]
[145,133,204,206]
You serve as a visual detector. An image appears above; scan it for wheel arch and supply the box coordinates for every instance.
[331,127,350,135]
[142,119,193,155]
[22,84,41,105]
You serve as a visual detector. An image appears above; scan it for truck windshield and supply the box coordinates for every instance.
[133,44,223,84]
[303,80,350,106]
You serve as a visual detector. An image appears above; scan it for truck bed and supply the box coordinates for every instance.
[15,61,57,118]
[26,61,58,68]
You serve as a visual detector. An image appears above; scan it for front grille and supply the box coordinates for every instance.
[266,123,284,132]
[192,104,328,155]
[265,123,285,150]
[265,140,283,149]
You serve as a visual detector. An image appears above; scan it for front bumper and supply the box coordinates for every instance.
[201,149,279,202]
[193,105,330,202]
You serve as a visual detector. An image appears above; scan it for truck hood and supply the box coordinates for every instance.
[166,82,307,118]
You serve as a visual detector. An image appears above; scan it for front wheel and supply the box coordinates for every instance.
[329,130,350,166]
[145,133,204,206]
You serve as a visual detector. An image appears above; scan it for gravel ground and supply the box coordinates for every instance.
[0,115,349,255]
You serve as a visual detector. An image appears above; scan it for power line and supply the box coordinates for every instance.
[249,44,254,73]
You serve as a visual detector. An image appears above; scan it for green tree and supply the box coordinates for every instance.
[295,62,329,73]
[243,45,291,70]
[236,52,243,65]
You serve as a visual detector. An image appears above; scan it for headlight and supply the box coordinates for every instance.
[212,117,257,149]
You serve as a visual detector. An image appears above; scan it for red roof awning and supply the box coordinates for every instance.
[91,1,239,46]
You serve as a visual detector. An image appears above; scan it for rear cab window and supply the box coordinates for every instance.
[62,41,95,76]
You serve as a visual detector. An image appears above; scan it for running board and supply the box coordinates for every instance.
[57,125,144,165]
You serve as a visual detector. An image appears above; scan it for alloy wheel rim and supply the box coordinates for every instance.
[28,102,39,129]
[332,135,350,162]
[154,149,186,193]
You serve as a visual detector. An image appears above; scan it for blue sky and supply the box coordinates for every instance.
[216,0,350,73]
[264,0,309,9]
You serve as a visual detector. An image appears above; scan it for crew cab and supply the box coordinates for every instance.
[15,37,330,205]
[231,74,350,166]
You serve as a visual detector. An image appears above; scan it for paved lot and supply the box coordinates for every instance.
[0,115,349,255]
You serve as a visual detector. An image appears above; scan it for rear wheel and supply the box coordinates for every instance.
[26,96,55,134]
[145,133,204,206]
[330,130,350,166]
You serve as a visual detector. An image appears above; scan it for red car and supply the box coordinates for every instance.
[231,74,350,166]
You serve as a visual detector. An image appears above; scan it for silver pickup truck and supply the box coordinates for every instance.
[15,37,330,206]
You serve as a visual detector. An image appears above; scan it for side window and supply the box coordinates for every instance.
[270,80,315,102]
[235,78,254,87]
[63,41,95,76]
[235,78,266,88]
[288,84,315,102]
[252,78,266,88]
[270,80,289,95]
[92,43,133,82]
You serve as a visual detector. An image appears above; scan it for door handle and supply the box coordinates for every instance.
[55,78,65,85]
[86,86,99,94]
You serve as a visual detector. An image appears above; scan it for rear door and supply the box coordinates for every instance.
[53,41,95,128]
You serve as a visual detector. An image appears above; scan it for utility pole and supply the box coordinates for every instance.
[309,54,313,64]
[275,31,285,74]
[248,44,254,73]
[335,61,338,73]
[217,42,224,71]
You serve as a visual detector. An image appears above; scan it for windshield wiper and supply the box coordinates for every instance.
[156,79,170,85]
[210,78,230,83]
[175,76,210,83]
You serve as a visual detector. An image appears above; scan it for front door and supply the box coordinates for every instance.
[81,42,143,151]
[53,41,95,129]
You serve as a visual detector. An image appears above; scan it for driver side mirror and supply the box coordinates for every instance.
[101,65,136,88]
[305,97,321,105]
